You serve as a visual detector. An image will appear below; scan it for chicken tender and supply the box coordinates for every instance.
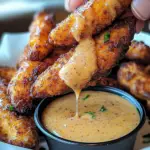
[88,77,118,87]
[126,41,150,64]
[95,17,135,76]
[118,62,150,101]
[31,50,74,98]
[49,0,132,46]
[19,11,55,63]
[0,67,16,83]
[31,17,135,98]
[8,61,48,113]
[0,81,38,148]
[43,48,70,66]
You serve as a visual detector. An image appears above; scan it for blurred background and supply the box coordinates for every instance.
[0,0,149,37]
[0,0,69,37]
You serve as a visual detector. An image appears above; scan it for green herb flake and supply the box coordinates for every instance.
[85,111,96,119]
[100,105,107,112]
[82,94,90,101]
[104,32,110,43]
[8,105,14,111]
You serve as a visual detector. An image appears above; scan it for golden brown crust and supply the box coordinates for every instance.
[126,41,150,64]
[43,48,70,67]
[0,67,16,83]
[31,50,74,98]
[95,17,135,76]
[49,0,132,46]
[118,62,150,101]
[8,61,48,113]
[88,77,119,87]
[18,11,55,64]
[0,83,38,148]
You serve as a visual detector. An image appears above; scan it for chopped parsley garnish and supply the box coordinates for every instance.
[104,32,110,43]
[85,111,96,119]
[143,133,150,144]
[100,105,107,112]
[8,105,14,111]
[82,94,90,101]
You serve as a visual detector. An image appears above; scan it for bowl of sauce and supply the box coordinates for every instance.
[34,86,146,150]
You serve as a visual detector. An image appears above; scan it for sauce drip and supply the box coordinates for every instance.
[59,38,98,117]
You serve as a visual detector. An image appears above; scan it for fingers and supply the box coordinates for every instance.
[65,0,86,12]
[136,20,145,33]
[131,0,150,21]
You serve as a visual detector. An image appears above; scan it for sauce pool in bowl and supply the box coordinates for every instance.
[42,91,140,143]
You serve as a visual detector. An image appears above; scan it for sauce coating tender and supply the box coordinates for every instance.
[42,91,140,143]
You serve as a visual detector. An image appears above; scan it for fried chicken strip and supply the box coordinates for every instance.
[32,17,135,98]
[43,47,70,66]
[88,77,118,87]
[49,0,132,46]
[0,67,16,83]
[95,17,135,76]
[8,61,48,113]
[31,50,74,98]
[126,41,150,64]
[0,79,38,148]
[18,11,55,64]
[118,62,150,101]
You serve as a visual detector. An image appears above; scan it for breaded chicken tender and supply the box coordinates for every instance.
[19,11,55,63]
[49,0,132,46]
[126,41,150,64]
[8,61,48,113]
[31,50,74,98]
[118,62,150,101]
[95,17,135,76]
[0,80,38,148]
[0,67,16,83]
[43,48,70,66]
[88,77,118,87]
[31,17,135,98]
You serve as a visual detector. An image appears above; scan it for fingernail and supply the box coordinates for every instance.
[131,0,150,21]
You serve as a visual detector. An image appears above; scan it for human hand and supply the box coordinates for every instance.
[65,0,150,32]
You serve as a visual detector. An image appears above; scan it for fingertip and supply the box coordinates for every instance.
[65,0,86,12]
[131,0,150,21]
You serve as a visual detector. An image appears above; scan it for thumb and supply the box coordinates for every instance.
[131,0,150,21]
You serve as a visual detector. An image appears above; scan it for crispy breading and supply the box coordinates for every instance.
[49,0,132,46]
[0,81,38,148]
[31,17,135,98]
[88,77,118,87]
[118,62,150,101]
[126,41,150,64]
[31,50,74,98]
[8,61,48,113]
[0,67,16,83]
[19,11,55,63]
[95,17,135,76]
[43,48,70,66]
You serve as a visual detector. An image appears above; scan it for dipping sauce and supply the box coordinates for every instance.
[42,91,140,143]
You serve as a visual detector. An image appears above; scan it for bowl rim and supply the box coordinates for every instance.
[34,86,146,146]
